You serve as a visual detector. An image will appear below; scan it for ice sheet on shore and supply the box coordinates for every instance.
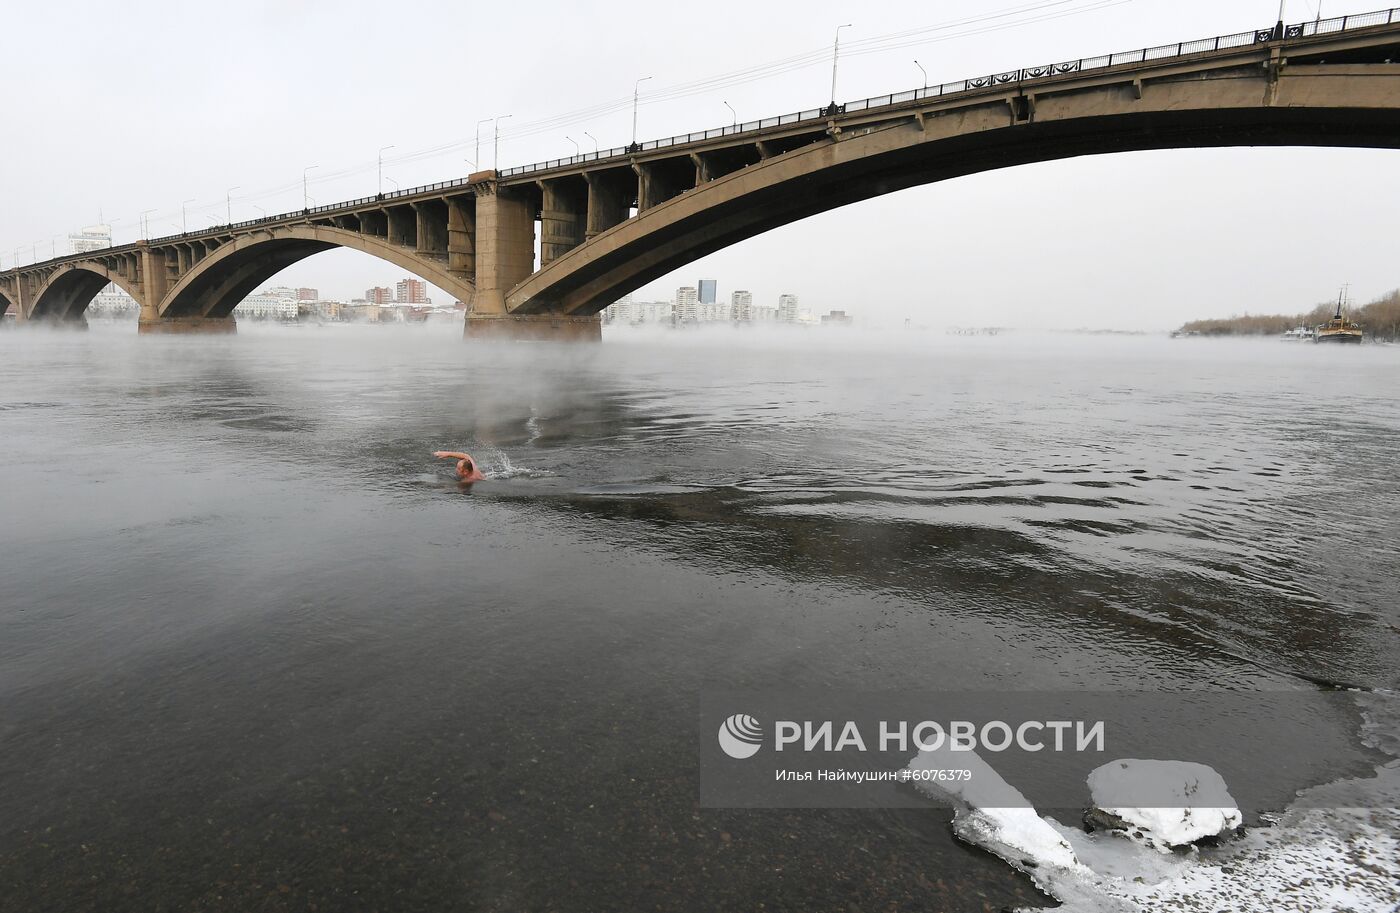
[1049,761,1400,913]
[909,692,1400,913]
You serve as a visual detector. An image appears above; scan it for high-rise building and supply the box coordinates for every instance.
[731,290,753,322]
[297,287,319,301]
[676,286,699,322]
[365,286,394,305]
[69,224,111,255]
[396,278,428,304]
[603,294,635,324]
[697,279,717,305]
[778,294,799,323]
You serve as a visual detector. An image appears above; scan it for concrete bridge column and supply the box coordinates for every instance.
[413,201,449,258]
[8,275,32,322]
[538,177,586,265]
[446,197,476,275]
[584,171,631,240]
[465,183,598,341]
[137,243,235,334]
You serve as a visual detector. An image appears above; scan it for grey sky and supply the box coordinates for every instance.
[4,0,1397,329]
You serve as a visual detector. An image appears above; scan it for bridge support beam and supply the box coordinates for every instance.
[138,315,237,335]
[446,198,476,274]
[539,177,586,265]
[463,313,601,342]
[585,171,631,240]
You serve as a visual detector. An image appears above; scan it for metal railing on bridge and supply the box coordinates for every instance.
[497,7,1399,177]
[34,6,1400,257]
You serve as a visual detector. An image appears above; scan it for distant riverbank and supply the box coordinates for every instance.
[1179,288,1399,339]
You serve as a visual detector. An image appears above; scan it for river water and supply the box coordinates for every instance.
[2,323,1397,912]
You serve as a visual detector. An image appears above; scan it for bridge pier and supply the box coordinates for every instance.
[138,316,238,335]
[463,314,601,342]
[468,183,536,317]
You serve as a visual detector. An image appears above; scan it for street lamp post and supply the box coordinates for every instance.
[584,131,599,153]
[253,205,266,218]
[914,59,927,92]
[378,145,395,196]
[226,186,240,224]
[303,165,318,210]
[384,176,399,192]
[141,209,156,240]
[182,198,195,233]
[475,118,493,170]
[830,24,853,105]
[724,101,736,126]
[565,135,580,158]
[493,114,512,170]
[632,76,653,148]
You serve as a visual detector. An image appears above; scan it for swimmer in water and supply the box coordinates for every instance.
[433,451,487,483]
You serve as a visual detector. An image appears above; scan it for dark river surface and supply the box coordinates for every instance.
[2,323,1397,912]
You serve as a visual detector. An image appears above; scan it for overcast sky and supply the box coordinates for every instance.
[4,0,1397,330]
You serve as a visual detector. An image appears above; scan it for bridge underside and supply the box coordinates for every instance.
[161,239,336,320]
[507,99,1400,317]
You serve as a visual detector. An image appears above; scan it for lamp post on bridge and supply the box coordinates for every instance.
[182,198,195,233]
[724,101,736,127]
[493,114,512,171]
[378,146,395,196]
[253,204,266,219]
[475,118,492,172]
[829,24,853,111]
[384,176,399,192]
[226,186,240,225]
[584,131,599,154]
[565,135,580,159]
[914,59,927,92]
[303,165,318,211]
[632,76,653,150]
[141,209,156,240]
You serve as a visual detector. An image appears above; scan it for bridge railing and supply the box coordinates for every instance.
[30,7,1400,260]
[501,6,1397,175]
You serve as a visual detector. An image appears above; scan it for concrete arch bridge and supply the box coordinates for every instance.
[3,9,1400,339]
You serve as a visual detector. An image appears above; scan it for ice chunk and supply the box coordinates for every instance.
[1086,759,1242,849]
[906,744,1082,872]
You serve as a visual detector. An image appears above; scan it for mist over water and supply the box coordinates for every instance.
[2,322,1398,911]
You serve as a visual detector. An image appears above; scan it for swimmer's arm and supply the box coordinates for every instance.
[433,451,471,461]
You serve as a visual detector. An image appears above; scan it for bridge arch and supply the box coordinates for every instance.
[31,263,145,320]
[508,74,1400,315]
[159,224,476,318]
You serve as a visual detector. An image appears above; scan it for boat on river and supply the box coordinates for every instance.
[1315,287,1363,345]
